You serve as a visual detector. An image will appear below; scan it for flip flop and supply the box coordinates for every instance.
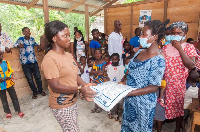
[91,108,97,113]
[18,112,25,118]
[6,113,12,119]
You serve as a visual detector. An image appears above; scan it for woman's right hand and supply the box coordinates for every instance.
[81,86,96,102]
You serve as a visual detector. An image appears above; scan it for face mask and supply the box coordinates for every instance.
[182,36,186,40]
[125,64,128,69]
[112,62,119,66]
[76,36,82,41]
[171,35,183,41]
[165,35,171,42]
[139,36,154,48]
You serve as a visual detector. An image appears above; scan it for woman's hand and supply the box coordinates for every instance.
[0,78,4,83]
[118,82,125,85]
[171,40,182,51]
[81,83,96,101]
[5,77,11,80]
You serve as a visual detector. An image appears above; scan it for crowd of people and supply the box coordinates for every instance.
[0,18,200,132]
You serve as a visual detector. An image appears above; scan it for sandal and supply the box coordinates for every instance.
[32,94,37,99]
[108,112,113,119]
[91,108,97,113]
[114,114,119,121]
[95,108,102,113]
[39,91,46,96]
[6,113,12,119]
[18,112,25,118]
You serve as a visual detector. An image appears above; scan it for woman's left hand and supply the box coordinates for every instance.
[171,40,182,51]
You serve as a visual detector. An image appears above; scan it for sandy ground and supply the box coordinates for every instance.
[0,91,199,132]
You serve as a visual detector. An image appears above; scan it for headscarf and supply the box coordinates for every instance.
[170,21,188,32]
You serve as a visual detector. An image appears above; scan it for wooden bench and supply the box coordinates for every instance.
[191,98,200,132]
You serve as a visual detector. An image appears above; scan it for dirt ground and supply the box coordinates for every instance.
[0,91,199,132]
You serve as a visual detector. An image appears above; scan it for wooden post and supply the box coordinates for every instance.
[104,8,107,35]
[42,0,49,24]
[85,5,89,42]
[130,5,133,39]
[164,0,168,22]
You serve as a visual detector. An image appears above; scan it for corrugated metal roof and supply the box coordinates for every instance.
[0,0,118,16]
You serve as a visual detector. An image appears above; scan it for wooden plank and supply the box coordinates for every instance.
[90,0,118,17]
[26,0,40,9]
[104,8,108,34]
[42,0,49,24]
[65,0,86,14]
[130,5,133,38]
[85,5,89,42]
[163,0,168,22]
[109,0,164,8]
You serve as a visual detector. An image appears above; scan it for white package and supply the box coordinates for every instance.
[90,81,136,111]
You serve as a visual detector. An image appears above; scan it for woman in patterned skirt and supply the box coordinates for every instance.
[162,21,197,132]
[121,20,167,132]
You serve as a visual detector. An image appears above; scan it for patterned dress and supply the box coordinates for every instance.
[121,49,166,132]
[162,42,197,119]
[92,61,107,84]
[195,48,200,71]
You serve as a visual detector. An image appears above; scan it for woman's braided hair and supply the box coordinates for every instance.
[144,19,170,43]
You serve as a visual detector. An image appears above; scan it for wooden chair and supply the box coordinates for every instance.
[191,98,200,132]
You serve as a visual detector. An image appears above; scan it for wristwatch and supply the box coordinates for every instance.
[78,85,82,93]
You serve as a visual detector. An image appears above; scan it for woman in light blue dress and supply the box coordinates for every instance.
[121,20,167,132]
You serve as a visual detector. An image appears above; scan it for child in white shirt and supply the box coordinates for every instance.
[107,53,125,121]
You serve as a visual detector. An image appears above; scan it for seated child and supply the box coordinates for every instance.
[0,51,24,119]
[78,56,90,83]
[107,53,125,121]
[184,70,200,121]
[91,48,107,113]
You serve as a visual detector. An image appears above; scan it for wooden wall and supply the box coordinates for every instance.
[106,0,200,41]
[0,48,47,106]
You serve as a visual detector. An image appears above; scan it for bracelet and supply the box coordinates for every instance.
[78,85,82,93]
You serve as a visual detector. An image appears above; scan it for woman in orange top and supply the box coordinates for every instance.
[41,20,96,132]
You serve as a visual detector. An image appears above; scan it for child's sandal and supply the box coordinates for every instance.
[114,114,119,121]
[18,112,25,118]
[108,112,113,119]
[95,108,102,113]
[6,113,12,119]
[91,108,97,113]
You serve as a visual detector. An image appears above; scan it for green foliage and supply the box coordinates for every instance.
[124,0,144,4]
[0,3,95,43]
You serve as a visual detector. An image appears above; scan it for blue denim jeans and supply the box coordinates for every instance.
[22,62,43,95]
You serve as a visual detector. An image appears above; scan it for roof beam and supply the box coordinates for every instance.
[90,0,118,17]
[61,0,103,9]
[26,0,40,9]
[65,0,86,14]
[0,0,28,7]
[109,0,164,8]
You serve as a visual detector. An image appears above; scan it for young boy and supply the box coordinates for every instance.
[0,51,24,119]
[107,53,125,121]
[14,27,46,99]
[89,29,101,58]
